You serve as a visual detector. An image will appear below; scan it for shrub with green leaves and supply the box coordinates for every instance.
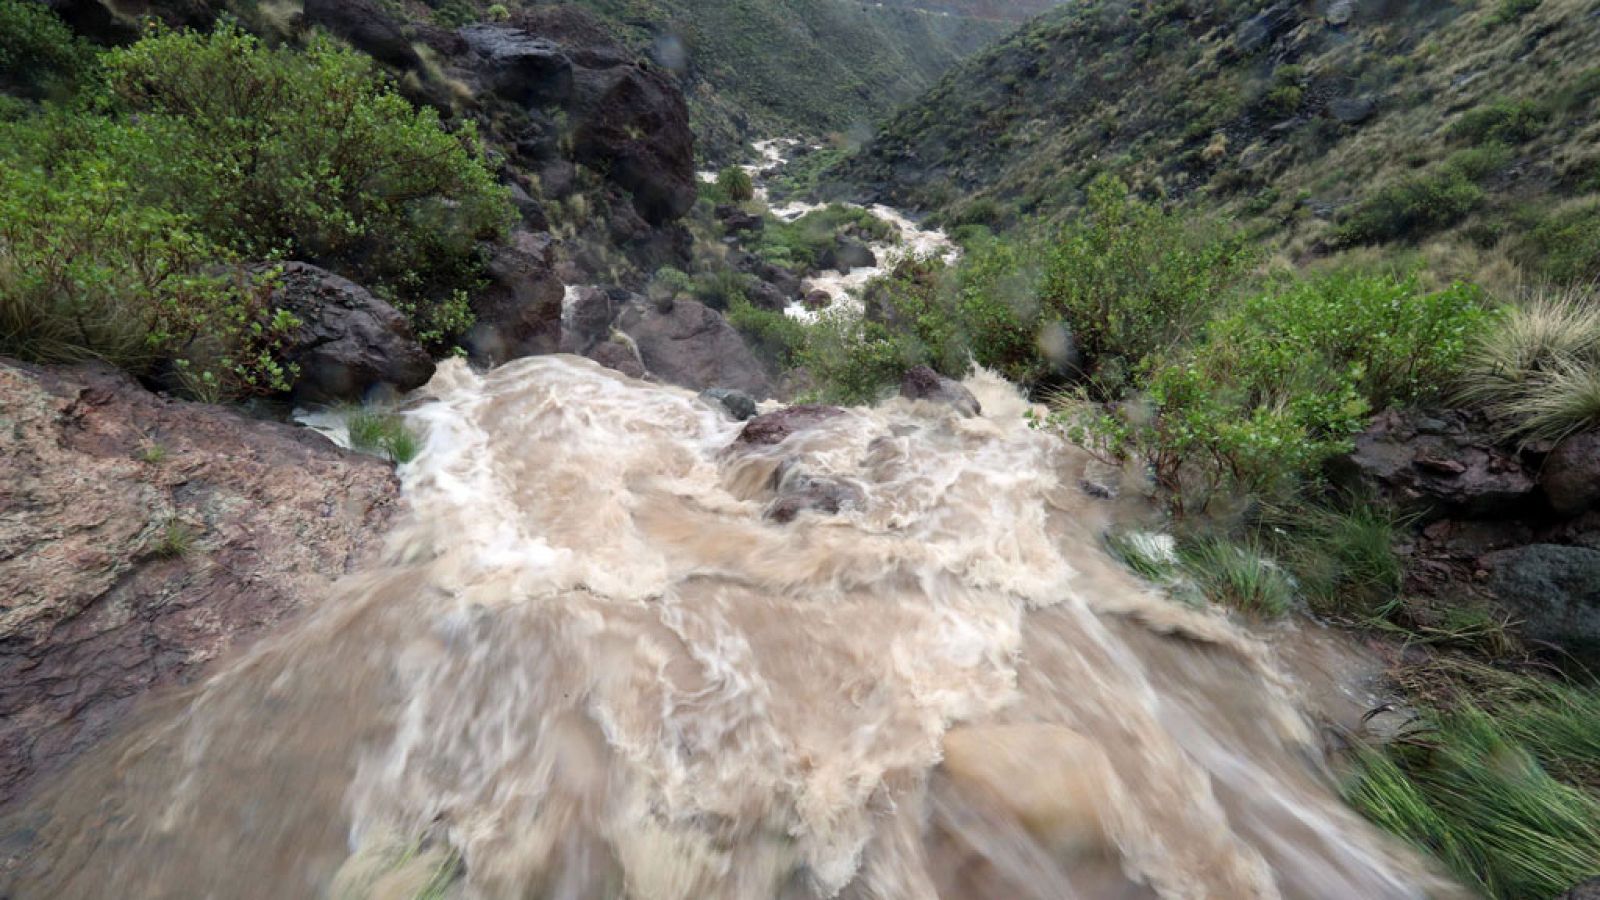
[1067,272,1489,507]
[0,0,97,98]
[753,204,897,272]
[726,297,807,369]
[1336,165,1485,245]
[101,24,513,344]
[0,149,298,395]
[1037,176,1253,394]
[1451,98,1548,145]
[1524,201,1600,284]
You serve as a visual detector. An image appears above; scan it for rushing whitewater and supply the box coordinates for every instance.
[2,357,1455,899]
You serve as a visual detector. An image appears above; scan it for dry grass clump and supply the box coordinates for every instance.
[1458,288,1600,441]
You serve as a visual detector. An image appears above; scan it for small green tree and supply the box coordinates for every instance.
[715,165,755,203]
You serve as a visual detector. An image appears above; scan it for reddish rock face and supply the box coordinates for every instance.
[0,360,400,802]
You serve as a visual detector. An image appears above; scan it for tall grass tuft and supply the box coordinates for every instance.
[1260,499,1405,617]
[1346,703,1600,899]
[1177,537,1294,617]
[347,409,420,464]
[1459,289,1600,441]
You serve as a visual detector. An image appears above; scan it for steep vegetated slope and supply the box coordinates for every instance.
[839,0,1600,284]
[514,0,1017,157]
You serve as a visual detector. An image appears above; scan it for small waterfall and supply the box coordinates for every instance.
[2,357,1459,900]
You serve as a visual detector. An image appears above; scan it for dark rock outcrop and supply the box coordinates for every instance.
[736,405,846,446]
[301,0,422,71]
[463,235,566,366]
[560,285,616,355]
[618,298,773,398]
[900,365,980,417]
[585,338,648,379]
[0,360,399,799]
[716,205,764,235]
[568,55,696,224]
[1481,544,1600,664]
[819,237,877,274]
[1335,409,1537,518]
[1541,430,1600,517]
[459,25,574,107]
[264,262,435,405]
[768,468,865,523]
[1559,877,1600,900]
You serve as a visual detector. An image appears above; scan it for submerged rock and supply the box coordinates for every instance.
[900,365,980,417]
[700,387,758,421]
[0,360,399,798]
[736,404,845,446]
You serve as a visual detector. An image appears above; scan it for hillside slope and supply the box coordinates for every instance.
[836,0,1600,283]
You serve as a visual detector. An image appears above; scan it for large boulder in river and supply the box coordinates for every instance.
[264,262,435,406]
[900,365,980,417]
[0,360,399,799]
[736,405,846,446]
[618,298,773,398]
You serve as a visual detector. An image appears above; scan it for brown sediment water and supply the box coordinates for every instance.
[0,356,1458,899]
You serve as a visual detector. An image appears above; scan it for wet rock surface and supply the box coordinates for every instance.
[736,405,846,446]
[900,365,981,417]
[265,262,435,405]
[0,360,400,801]
[464,236,567,366]
[618,298,773,399]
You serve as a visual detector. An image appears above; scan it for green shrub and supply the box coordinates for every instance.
[102,24,513,344]
[1490,0,1541,24]
[726,297,807,368]
[754,204,896,271]
[1071,272,1489,507]
[1336,166,1485,245]
[1037,176,1253,394]
[0,147,299,394]
[796,311,915,404]
[0,0,97,98]
[1451,98,1548,145]
[1524,201,1600,284]
[715,165,754,203]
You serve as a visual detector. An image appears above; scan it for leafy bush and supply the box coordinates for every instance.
[0,0,97,98]
[1336,165,1485,245]
[796,311,916,404]
[1451,98,1548,145]
[726,297,807,368]
[1458,289,1600,441]
[753,204,896,271]
[1524,201,1600,284]
[0,148,298,394]
[1037,176,1253,394]
[715,165,754,203]
[1490,0,1541,24]
[1064,272,1489,507]
[101,24,513,342]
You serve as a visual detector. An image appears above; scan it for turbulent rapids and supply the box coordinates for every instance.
[2,357,1457,899]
